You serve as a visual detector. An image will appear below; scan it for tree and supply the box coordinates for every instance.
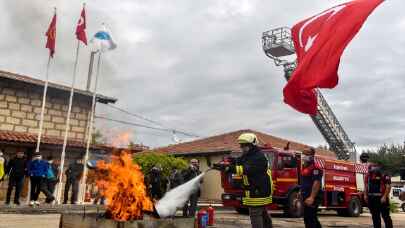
[363,144,405,176]
[128,141,136,150]
[133,152,188,196]
[133,152,188,179]
[92,129,106,144]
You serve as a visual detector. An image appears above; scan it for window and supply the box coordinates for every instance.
[264,152,275,169]
[277,154,297,169]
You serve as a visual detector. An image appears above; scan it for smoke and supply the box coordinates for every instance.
[155,172,205,218]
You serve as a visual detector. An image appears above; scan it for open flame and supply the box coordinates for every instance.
[96,151,153,221]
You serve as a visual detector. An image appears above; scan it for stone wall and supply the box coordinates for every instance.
[0,79,90,140]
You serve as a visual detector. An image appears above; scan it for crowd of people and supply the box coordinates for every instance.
[0,150,84,206]
[146,158,202,218]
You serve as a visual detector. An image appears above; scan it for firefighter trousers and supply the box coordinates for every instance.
[368,196,393,228]
[249,206,272,228]
[303,205,322,228]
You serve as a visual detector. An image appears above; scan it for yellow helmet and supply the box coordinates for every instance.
[237,133,258,146]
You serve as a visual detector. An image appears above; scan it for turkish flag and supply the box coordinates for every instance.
[283,0,384,115]
[45,13,57,58]
[76,6,87,45]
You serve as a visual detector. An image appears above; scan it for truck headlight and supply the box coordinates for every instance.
[222,194,232,200]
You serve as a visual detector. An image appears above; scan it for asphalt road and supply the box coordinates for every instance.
[0,211,404,228]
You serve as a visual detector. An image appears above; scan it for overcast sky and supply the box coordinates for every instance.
[0,0,404,150]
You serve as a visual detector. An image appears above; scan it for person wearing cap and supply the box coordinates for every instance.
[360,152,370,164]
[300,147,323,228]
[182,159,202,218]
[64,158,84,204]
[5,151,26,205]
[226,133,273,228]
[364,165,393,228]
[27,153,55,205]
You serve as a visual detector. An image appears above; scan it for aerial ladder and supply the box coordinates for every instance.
[262,27,356,161]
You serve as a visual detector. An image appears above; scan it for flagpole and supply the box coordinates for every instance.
[55,40,81,204]
[80,52,102,203]
[35,56,52,153]
[29,55,51,205]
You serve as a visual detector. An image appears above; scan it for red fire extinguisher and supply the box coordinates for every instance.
[207,205,215,226]
[197,209,208,228]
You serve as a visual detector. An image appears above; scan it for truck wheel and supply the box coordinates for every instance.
[285,190,303,218]
[346,197,361,217]
[235,208,249,215]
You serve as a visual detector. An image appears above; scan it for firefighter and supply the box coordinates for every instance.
[360,152,369,164]
[364,166,393,228]
[216,133,273,228]
[300,147,322,228]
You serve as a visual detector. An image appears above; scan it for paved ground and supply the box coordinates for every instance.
[216,211,405,227]
[0,210,404,227]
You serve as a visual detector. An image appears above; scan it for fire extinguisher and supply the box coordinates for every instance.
[207,205,215,226]
[197,209,208,228]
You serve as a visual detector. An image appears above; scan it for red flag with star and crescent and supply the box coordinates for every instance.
[76,6,87,45]
[45,13,57,58]
[283,0,384,115]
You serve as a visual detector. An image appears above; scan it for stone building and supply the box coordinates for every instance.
[0,70,148,201]
[0,70,118,159]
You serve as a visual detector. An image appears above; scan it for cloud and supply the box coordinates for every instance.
[1,0,404,152]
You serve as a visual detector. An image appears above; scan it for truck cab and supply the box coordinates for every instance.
[221,146,303,216]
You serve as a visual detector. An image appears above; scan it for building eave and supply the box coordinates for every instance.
[0,70,117,104]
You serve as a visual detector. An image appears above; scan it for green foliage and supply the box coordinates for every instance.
[128,141,136,149]
[92,129,106,144]
[363,144,405,176]
[389,202,399,213]
[133,152,188,180]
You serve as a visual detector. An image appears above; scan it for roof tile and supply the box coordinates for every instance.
[153,129,336,158]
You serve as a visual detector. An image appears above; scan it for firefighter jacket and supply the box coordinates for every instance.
[231,147,272,206]
[366,170,391,196]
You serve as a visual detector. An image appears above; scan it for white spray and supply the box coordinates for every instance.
[155,172,206,218]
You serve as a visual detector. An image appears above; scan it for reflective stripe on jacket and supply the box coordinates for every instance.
[232,148,273,207]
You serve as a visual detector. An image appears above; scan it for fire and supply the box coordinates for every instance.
[96,151,153,221]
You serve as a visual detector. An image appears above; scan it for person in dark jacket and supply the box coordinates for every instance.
[63,158,84,204]
[217,133,273,228]
[169,168,184,189]
[28,153,55,205]
[45,156,59,197]
[300,148,323,228]
[5,151,26,205]
[182,159,202,218]
[148,166,163,200]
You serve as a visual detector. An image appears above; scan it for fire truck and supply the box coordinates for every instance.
[219,145,369,217]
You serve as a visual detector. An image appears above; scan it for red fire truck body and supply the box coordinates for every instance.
[220,145,368,217]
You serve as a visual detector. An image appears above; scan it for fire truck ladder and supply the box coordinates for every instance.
[261,27,356,161]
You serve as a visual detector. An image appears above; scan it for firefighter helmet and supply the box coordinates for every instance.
[237,133,259,146]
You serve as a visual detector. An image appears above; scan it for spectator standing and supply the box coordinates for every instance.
[182,159,202,218]
[5,151,26,205]
[148,166,163,200]
[169,168,184,189]
[28,153,55,205]
[45,156,59,198]
[63,158,84,204]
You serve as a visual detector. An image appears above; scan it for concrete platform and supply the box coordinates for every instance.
[0,204,105,214]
